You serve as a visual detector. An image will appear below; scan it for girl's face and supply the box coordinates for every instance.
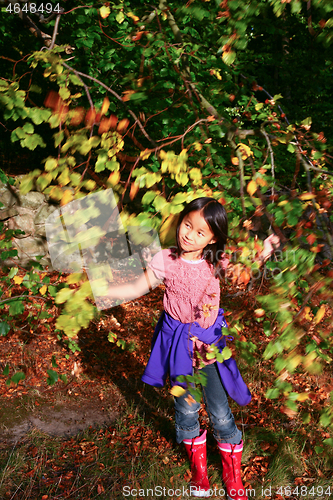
[178,210,216,260]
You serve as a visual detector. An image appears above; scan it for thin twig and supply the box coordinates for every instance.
[47,13,62,50]
[260,122,275,196]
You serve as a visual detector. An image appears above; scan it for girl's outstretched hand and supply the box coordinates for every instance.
[261,234,280,262]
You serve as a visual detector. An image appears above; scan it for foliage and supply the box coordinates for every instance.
[1,0,333,430]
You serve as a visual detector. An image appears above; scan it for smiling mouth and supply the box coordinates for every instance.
[182,238,192,247]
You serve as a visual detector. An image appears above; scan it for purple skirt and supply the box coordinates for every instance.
[141,309,251,406]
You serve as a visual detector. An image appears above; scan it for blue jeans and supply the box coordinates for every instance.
[174,363,242,444]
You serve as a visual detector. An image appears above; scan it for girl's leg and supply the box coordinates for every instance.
[174,391,210,497]
[174,390,201,444]
[201,363,247,500]
[201,363,242,444]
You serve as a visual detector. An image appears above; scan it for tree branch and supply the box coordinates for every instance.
[62,63,157,148]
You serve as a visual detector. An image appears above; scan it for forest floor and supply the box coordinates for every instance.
[1,268,333,499]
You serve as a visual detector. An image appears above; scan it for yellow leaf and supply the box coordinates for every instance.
[297,392,309,402]
[101,97,110,115]
[60,189,73,206]
[231,156,239,165]
[314,304,326,324]
[299,193,316,201]
[257,177,267,187]
[40,285,47,295]
[170,386,186,397]
[13,276,24,285]
[239,143,253,159]
[127,11,140,22]
[247,180,257,196]
[194,142,203,151]
[140,149,151,160]
[159,214,178,246]
[159,150,167,160]
[254,308,265,317]
[107,171,120,186]
[100,6,110,18]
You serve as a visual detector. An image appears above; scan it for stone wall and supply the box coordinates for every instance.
[0,176,57,269]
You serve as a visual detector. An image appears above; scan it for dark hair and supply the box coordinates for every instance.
[173,197,228,276]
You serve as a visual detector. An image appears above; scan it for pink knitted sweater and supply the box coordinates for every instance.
[148,248,221,329]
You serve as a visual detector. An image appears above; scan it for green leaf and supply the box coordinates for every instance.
[8,300,25,316]
[116,11,125,23]
[47,369,58,386]
[222,50,236,66]
[11,372,25,384]
[59,87,70,100]
[3,364,10,376]
[55,287,74,304]
[0,322,10,336]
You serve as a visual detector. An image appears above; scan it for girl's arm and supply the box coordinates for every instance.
[218,234,280,273]
[260,234,280,263]
[106,267,161,301]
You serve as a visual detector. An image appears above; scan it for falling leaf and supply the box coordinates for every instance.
[140,149,151,160]
[254,308,265,317]
[107,171,120,186]
[13,276,24,285]
[281,406,297,418]
[127,11,140,22]
[314,304,326,324]
[306,234,316,245]
[170,385,186,397]
[185,394,196,406]
[101,97,110,115]
[129,182,140,200]
[117,118,130,132]
[247,180,257,196]
[240,270,251,285]
[299,193,316,200]
[60,189,73,207]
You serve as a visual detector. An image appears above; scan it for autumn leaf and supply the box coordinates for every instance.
[281,406,297,418]
[39,285,47,295]
[240,270,251,285]
[129,182,140,200]
[60,189,73,206]
[306,234,316,245]
[107,171,120,186]
[170,385,186,397]
[314,304,326,324]
[117,118,130,132]
[247,180,257,196]
[85,108,97,127]
[185,394,196,406]
[70,107,85,126]
[101,97,110,115]
[140,149,151,160]
[100,6,110,19]
[127,11,140,22]
[13,276,24,285]
[299,192,316,200]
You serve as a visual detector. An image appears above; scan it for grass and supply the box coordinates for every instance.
[1,401,333,500]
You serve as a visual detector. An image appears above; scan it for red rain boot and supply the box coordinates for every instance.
[183,430,210,498]
[217,440,247,500]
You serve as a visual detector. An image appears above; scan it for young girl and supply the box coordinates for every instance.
[107,197,278,500]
